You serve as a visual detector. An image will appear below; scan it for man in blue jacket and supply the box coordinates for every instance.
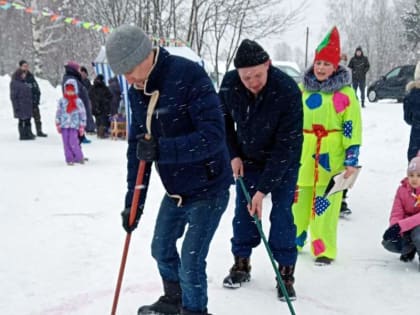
[219,39,303,301]
[106,25,232,315]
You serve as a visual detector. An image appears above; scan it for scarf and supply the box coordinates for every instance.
[65,93,78,113]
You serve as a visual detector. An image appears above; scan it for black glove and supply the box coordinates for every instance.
[383,223,401,241]
[121,206,144,233]
[136,134,158,162]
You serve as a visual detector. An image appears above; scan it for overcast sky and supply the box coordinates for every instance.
[261,0,329,61]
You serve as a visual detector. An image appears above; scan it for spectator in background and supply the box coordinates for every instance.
[80,66,92,90]
[62,61,92,144]
[348,46,370,108]
[340,53,348,67]
[79,66,96,134]
[10,69,35,140]
[89,74,112,138]
[18,60,47,137]
[108,76,122,116]
[55,79,86,165]
[403,61,420,162]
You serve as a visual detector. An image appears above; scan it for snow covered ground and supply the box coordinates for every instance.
[0,75,417,315]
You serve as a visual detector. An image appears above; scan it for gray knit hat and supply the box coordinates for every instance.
[105,24,152,75]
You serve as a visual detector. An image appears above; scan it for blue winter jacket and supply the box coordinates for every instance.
[219,66,303,194]
[125,47,232,209]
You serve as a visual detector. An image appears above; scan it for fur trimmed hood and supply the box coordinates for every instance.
[406,80,420,92]
[303,65,352,93]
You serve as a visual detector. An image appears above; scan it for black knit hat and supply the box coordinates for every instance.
[234,39,269,68]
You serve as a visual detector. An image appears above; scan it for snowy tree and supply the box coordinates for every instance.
[402,0,420,59]
[325,0,412,83]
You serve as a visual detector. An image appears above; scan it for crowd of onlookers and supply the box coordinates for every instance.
[9,59,126,164]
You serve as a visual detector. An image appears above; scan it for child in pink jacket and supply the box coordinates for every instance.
[382,155,420,267]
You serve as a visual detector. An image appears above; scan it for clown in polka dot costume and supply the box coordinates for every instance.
[292,26,362,265]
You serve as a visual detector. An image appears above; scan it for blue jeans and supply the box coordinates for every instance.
[231,170,298,266]
[151,189,229,312]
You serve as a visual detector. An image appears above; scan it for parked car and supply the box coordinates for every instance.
[271,61,302,83]
[367,64,415,102]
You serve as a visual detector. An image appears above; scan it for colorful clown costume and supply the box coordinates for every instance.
[292,26,362,261]
[293,83,362,259]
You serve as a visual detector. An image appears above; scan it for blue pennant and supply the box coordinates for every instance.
[315,196,330,216]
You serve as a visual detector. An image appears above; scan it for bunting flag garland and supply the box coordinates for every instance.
[0,0,188,46]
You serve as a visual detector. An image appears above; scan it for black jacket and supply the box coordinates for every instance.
[219,66,303,194]
[348,49,370,81]
[89,80,112,116]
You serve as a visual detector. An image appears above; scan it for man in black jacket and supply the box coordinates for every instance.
[18,60,47,137]
[348,46,370,108]
[219,39,303,301]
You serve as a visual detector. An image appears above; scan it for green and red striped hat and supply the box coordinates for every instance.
[314,26,341,68]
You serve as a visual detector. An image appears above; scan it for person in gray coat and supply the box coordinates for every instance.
[10,69,35,140]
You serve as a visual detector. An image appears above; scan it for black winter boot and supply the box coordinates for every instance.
[18,120,25,140]
[21,120,35,140]
[277,265,296,302]
[35,121,47,137]
[339,189,352,217]
[223,256,251,288]
[137,280,182,315]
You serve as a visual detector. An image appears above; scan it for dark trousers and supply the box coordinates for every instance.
[382,226,420,255]
[151,190,229,312]
[231,169,298,266]
[352,79,366,106]
[407,125,420,161]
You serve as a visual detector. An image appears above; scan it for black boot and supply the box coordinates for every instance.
[18,120,25,140]
[35,121,48,137]
[223,256,251,288]
[27,120,36,138]
[277,265,296,301]
[137,280,182,315]
[21,120,35,140]
[400,249,416,262]
[340,189,352,217]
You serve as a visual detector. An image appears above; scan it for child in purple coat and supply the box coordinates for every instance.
[382,154,420,268]
[55,79,86,165]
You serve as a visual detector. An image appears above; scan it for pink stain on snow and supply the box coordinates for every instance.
[312,238,326,256]
[332,92,350,113]
[33,284,148,315]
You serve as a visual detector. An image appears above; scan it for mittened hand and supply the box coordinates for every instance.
[383,223,401,241]
[121,206,144,233]
[56,125,62,134]
[136,134,158,162]
[79,127,85,136]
